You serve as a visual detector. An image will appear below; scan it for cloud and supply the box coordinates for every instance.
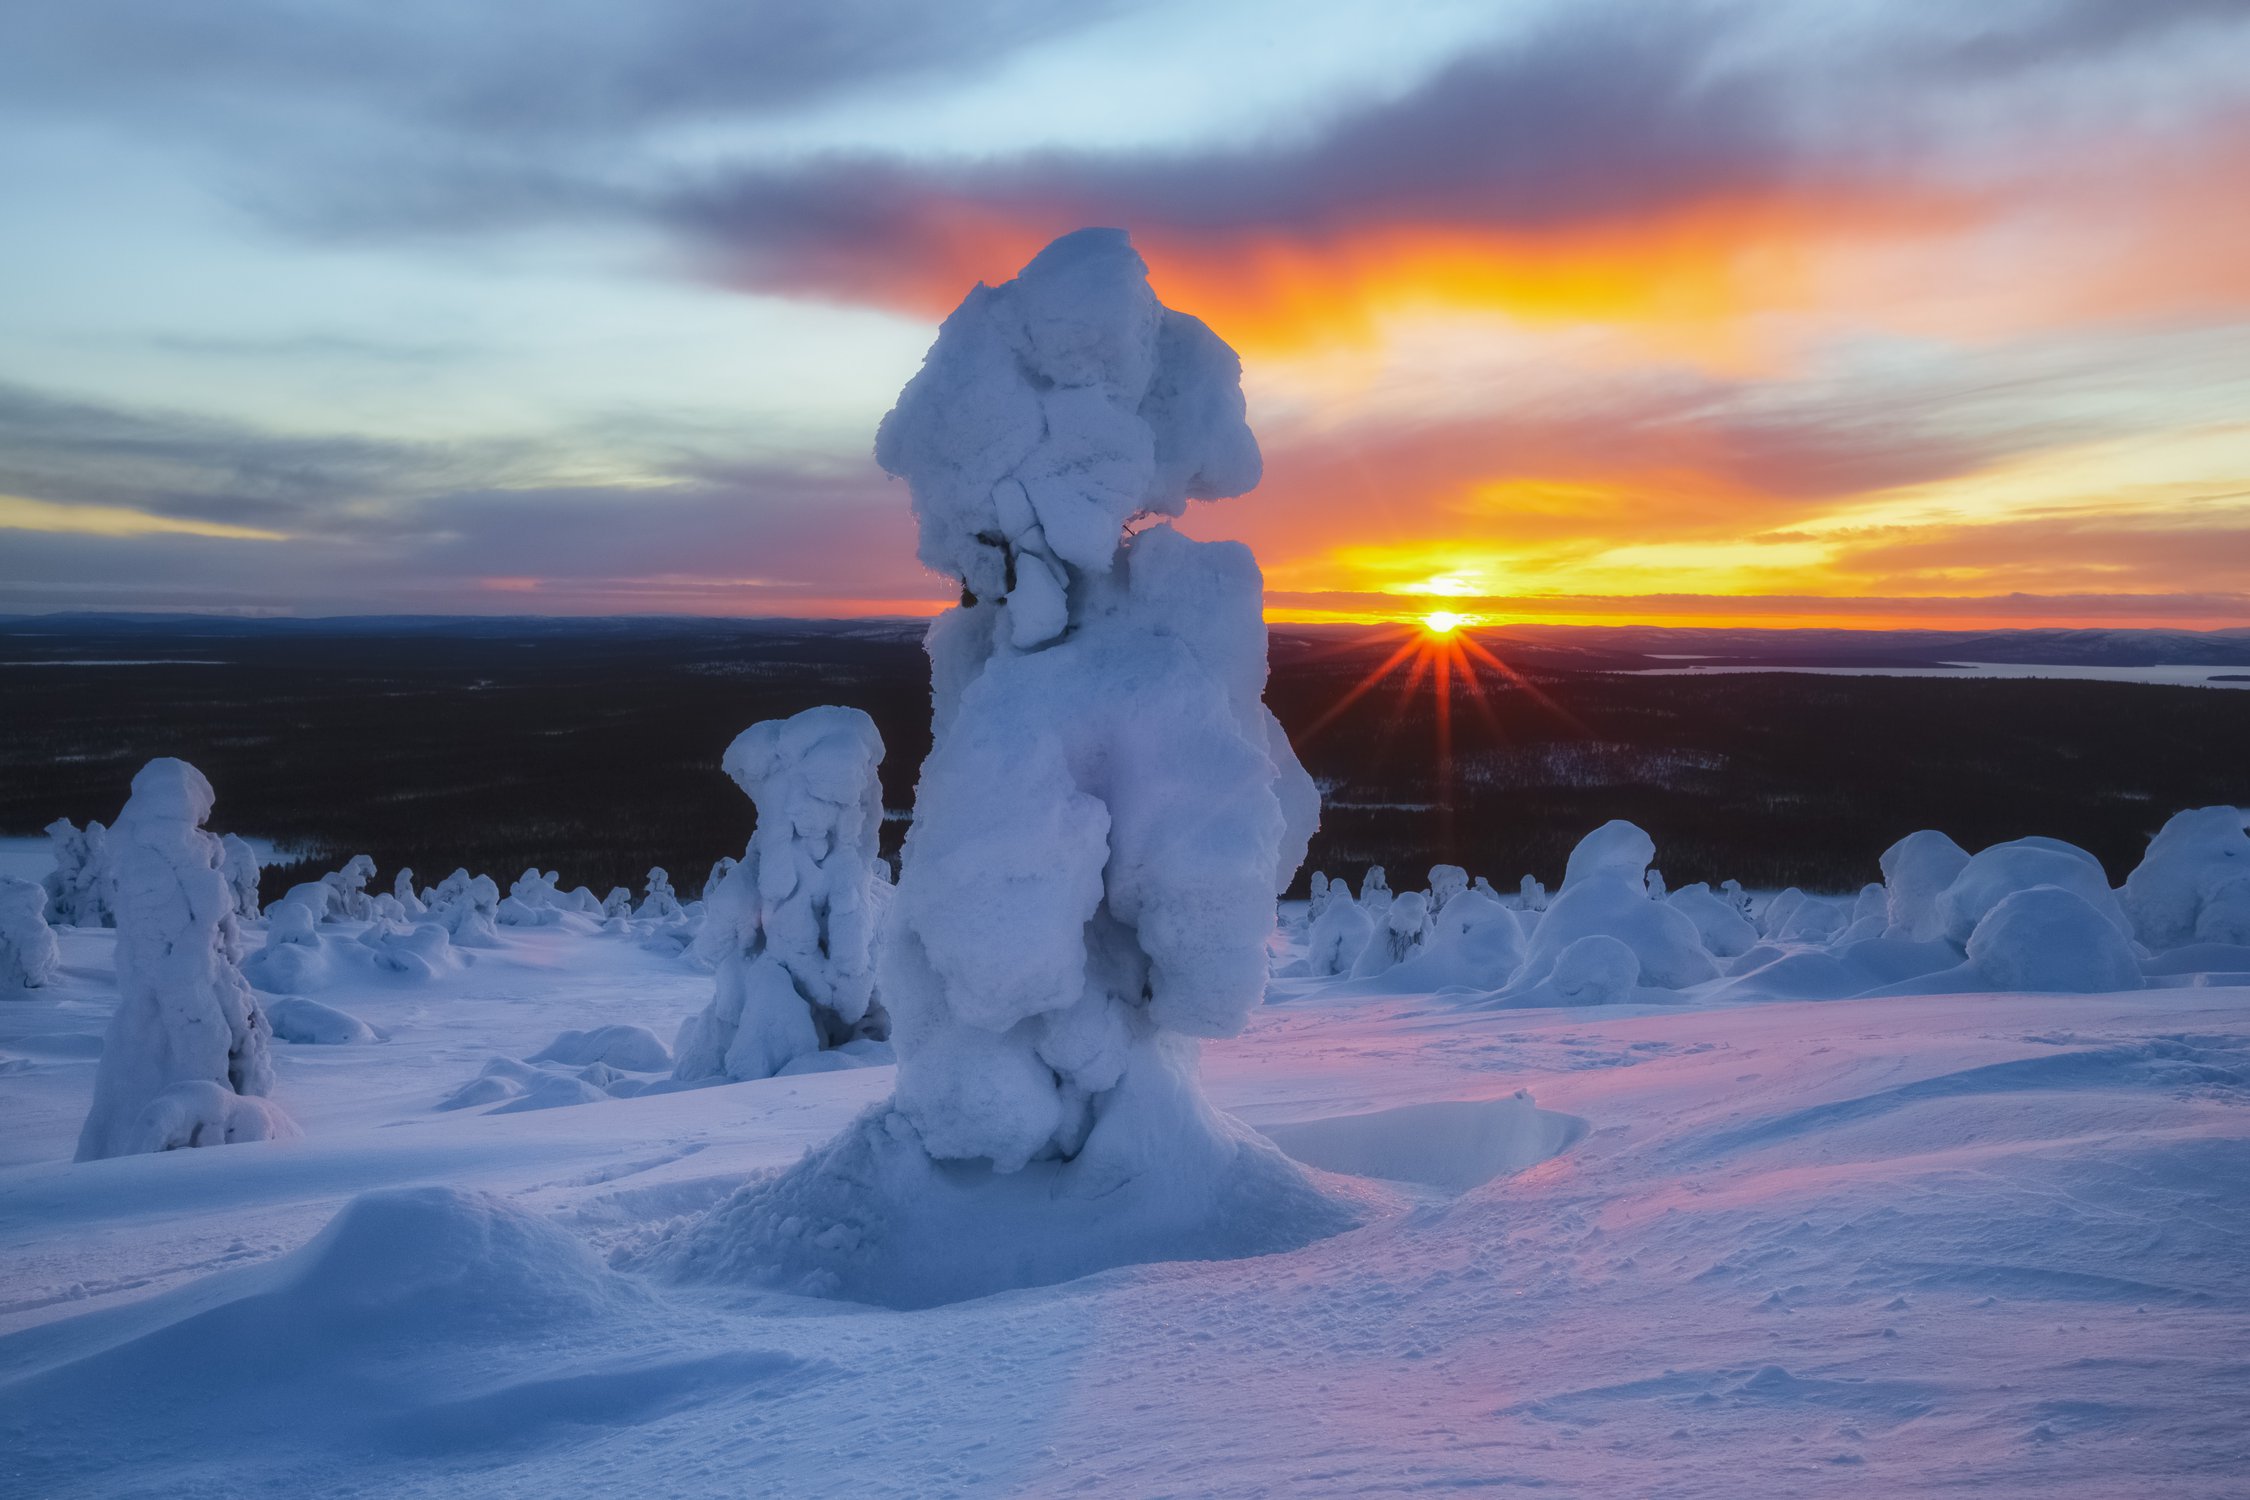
[2,0,1113,140]
[0,380,942,614]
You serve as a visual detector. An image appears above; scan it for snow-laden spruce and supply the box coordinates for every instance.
[0,876,62,991]
[218,834,262,921]
[75,759,298,1160]
[672,706,891,1083]
[660,229,1351,1306]
[41,817,113,927]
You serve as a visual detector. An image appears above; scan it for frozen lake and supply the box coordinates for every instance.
[1612,661,2250,689]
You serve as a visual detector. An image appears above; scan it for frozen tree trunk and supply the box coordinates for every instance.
[659,229,1349,1307]
[76,759,298,1161]
[672,707,889,1083]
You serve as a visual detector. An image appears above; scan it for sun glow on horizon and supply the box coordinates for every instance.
[1422,610,1466,635]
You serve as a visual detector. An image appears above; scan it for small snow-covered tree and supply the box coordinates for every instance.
[426,869,501,946]
[1,876,62,990]
[636,868,683,922]
[1306,870,1333,922]
[321,854,378,920]
[393,868,426,917]
[75,759,298,1160]
[1427,864,1468,910]
[217,833,261,922]
[673,707,888,1083]
[41,817,113,928]
[1349,888,1430,978]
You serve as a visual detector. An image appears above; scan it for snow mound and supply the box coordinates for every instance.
[2121,805,2250,951]
[1967,886,2145,993]
[1261,1094,1588,1194]
[1666,882,1757,957]
[1937,838,2131,947]
[440,1043,671,1113]
[1879,829,1972,942]
[1332,887,1523,994]
[0,875,62,990]
[1562,819,1657,890]
[654,1085,1364,1310]
[534,1024,672,1073]
[266,995,378,1045]
[1515,823,1716,992]
[1297,894,1375,977]
[1551,934,1643,1004]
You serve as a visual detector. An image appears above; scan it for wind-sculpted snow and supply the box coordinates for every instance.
[663,229,1351,1304]
[0,876,62,991]
[673,706,889,1085]
[75,759,298,1160]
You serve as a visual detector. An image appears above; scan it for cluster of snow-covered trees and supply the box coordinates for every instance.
[1290,803,2250,1006]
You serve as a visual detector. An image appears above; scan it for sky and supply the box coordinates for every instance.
[3,0,2248,627]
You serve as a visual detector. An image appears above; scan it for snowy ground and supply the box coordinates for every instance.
[3,922,2246,1497]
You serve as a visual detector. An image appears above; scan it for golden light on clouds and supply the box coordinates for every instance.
[0,495,289,543]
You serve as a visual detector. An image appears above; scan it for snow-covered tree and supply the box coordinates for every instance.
[321,854,378,920]
[663,229,1346,1305]
[1878,830,1971,942]
[635,868,683,922]
[673,707,889,1083]
[217,833,261,922]
[41,817,113,928]
[393,868,426,917]
[75,759,297,1160]
[1427,864,1468,910]
[498,867,564,927]
[2120,806,2250,950]
[1,876,61,990]
[1349,889,1430,978]
[426,869,501,947]
[1306,870,1333,922]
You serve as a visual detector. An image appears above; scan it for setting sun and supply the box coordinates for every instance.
[1422,611,1464,635]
